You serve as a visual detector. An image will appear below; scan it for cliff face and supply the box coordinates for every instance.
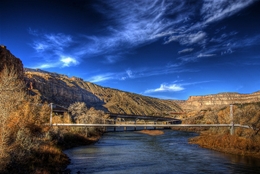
[179,92,260,111]
[0,45,24,79]
[24,69,182,115]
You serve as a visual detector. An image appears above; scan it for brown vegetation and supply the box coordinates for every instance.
[185,103,260,158]
[189,134,260,157]
[0,65,105,173]
[139,130,164,136]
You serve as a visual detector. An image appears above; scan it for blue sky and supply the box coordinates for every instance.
[1,0,260,100]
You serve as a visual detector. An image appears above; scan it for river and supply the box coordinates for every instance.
[64,130,260,174]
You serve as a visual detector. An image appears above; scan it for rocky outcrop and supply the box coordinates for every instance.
[0,45,24,80]
[179,92,260,111]
[24,69,182,115]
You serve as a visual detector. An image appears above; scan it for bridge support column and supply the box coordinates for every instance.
[85,127,88,137]
[230,104,234,135]
[114,118,117,132]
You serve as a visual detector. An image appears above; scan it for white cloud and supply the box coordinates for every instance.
[30,32,81,68]
[60,56,79,67]
[126,69,133,78]
[145,84,184,93]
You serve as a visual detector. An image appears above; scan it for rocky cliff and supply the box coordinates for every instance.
[24,68,182,115]
[179,92,260,111]
[0,45,24,80]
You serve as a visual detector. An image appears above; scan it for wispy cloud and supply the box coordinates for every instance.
[178,48,194,54]
[29,0,258,70]
[201,0,255,24]
[126,69,133,78]
[145,83,184,93]
[197,53,216,58]
[30,32,80,68]
[87,73,115,83]
[144,80,214,94]
[164,31,207,46]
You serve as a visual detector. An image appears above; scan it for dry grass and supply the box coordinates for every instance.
[189,133,260,158]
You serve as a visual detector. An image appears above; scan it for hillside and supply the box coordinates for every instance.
[24,68,182,115]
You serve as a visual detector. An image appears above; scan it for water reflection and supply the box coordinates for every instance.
[65,130,260,174]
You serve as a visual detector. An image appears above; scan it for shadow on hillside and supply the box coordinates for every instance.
[25,76,108,112]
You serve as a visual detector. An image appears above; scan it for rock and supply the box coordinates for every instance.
[0,45,24,80]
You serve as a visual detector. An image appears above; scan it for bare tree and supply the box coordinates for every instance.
[68,102,88,122]
[238,104,260,136]
[0,65,26,169]
[68,102,105,124]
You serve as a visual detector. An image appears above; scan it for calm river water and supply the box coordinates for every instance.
[64,130,260,174]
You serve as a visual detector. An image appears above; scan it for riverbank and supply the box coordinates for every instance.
[171,127,260,158]
[65,130,260,173]
[189,133,260,158]
[58,133,101,173]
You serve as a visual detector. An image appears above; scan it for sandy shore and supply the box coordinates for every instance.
[138,130,164,136]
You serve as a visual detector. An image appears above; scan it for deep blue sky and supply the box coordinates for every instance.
[1,0,260,100]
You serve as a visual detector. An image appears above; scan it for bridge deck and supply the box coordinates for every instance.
[50,123,250,128]
[108,113,181,121]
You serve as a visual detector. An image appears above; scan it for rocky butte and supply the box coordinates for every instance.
[178,92,260,112]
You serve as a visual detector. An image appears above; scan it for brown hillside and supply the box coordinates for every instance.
[24,68,182,115]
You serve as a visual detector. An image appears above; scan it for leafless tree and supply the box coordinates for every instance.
[0,65,26,169]
[68,102,105,124]
[238,104,260,136]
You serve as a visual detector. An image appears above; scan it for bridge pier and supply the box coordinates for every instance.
[154,120,158,130]
[230,104,234,135]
